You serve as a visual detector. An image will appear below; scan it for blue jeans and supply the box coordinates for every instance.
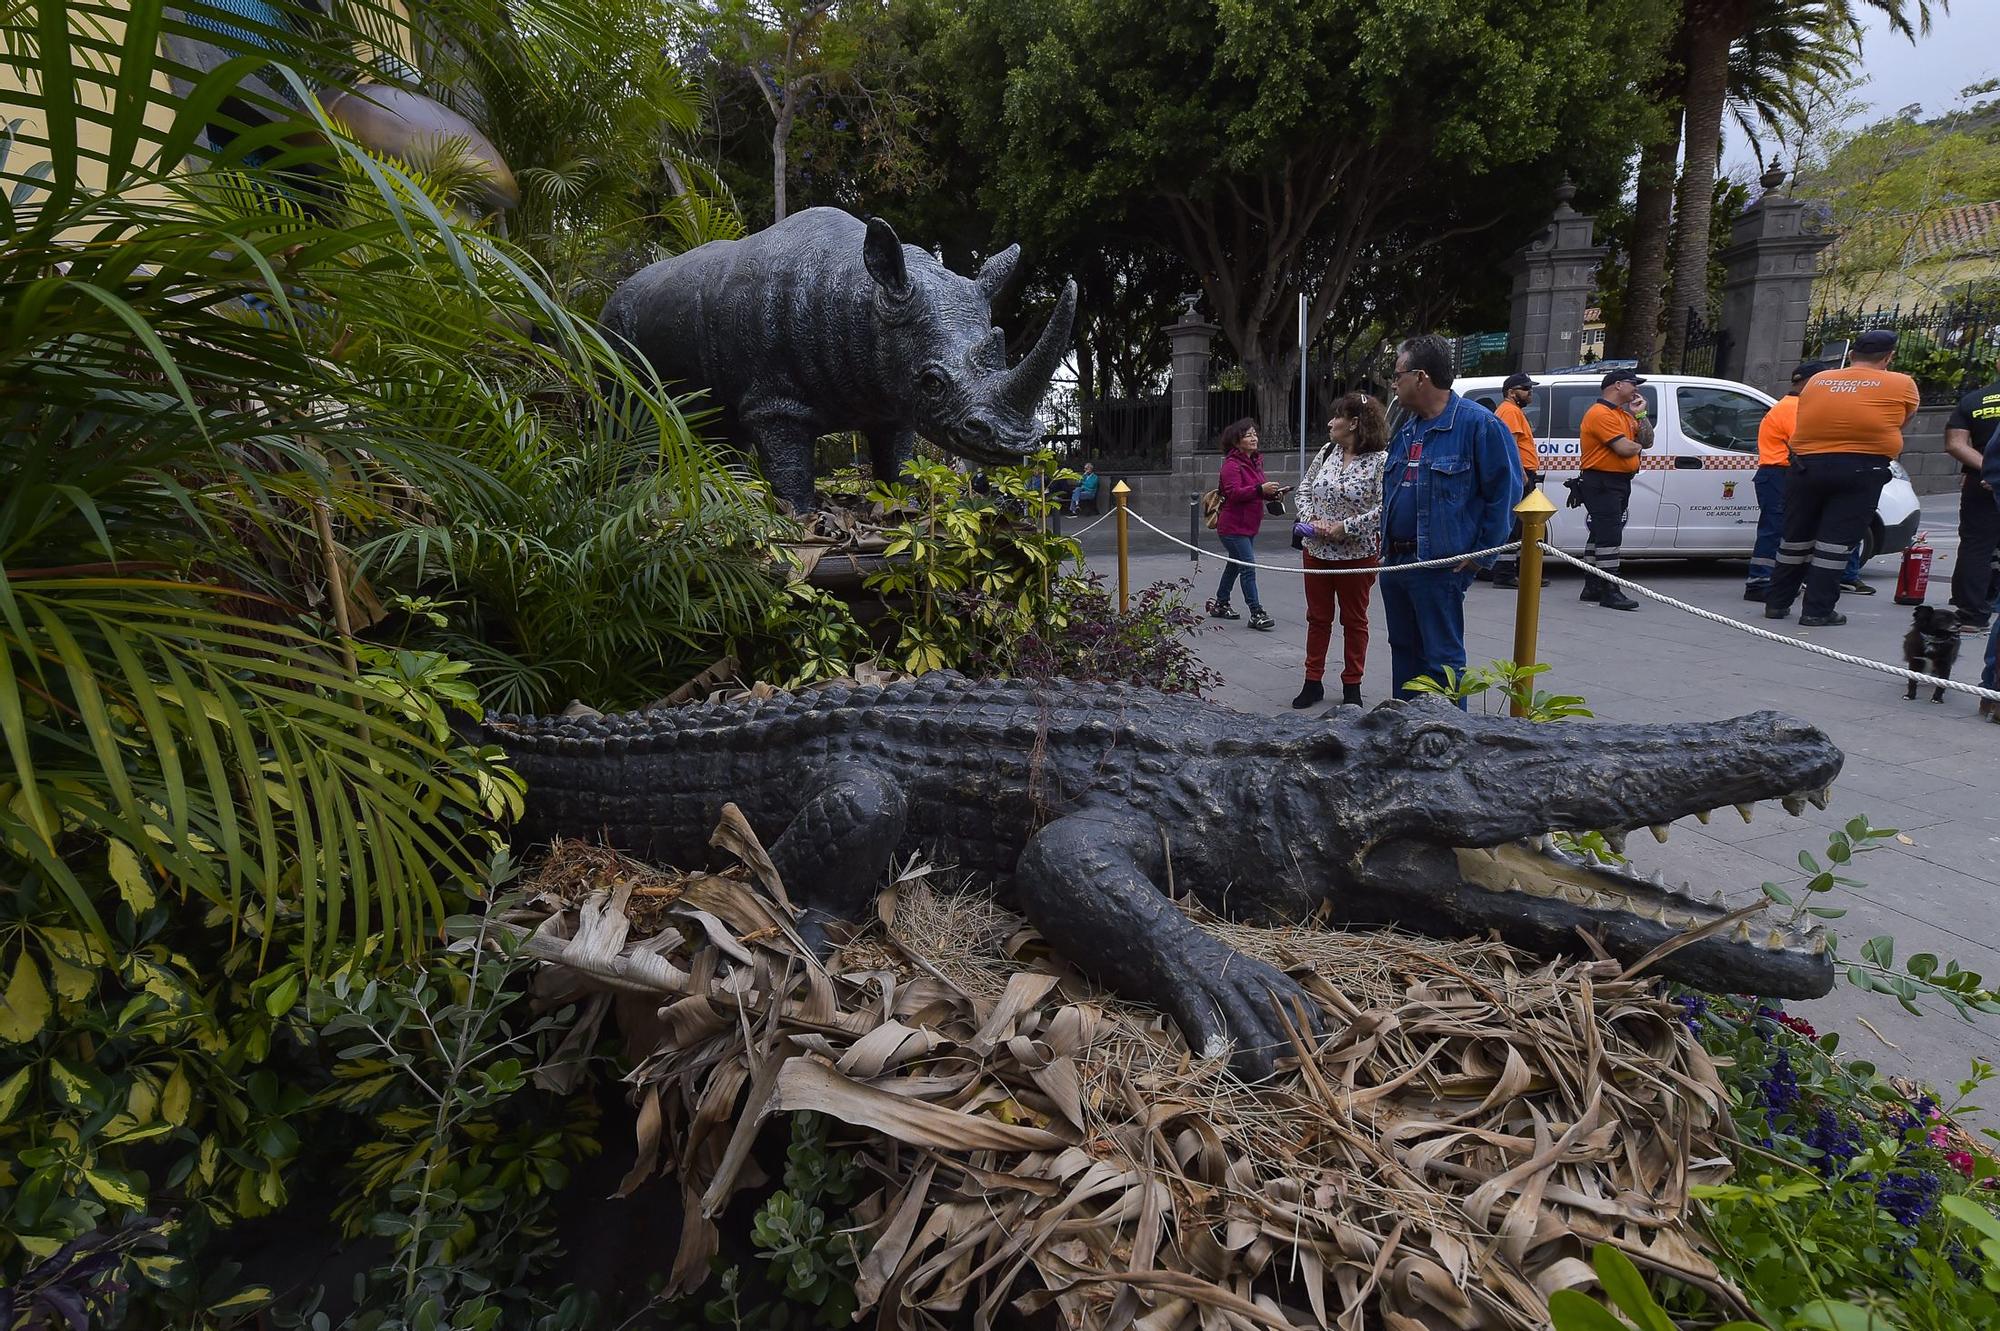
[1214,534,1261,610]
[1380,556,1474,701]
[1748,465,1786,587]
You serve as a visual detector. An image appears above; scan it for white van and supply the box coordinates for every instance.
[1453,372,1923,563]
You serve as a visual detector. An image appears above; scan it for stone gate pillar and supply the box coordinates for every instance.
[1717,166,1837,397]
[1506,180,1605,373]
[1167,301,1219,467]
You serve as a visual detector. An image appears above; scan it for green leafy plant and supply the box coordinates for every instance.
[1403,660,1594,721]
[1549,1243,1763,1330]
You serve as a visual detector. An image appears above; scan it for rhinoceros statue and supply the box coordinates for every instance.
[600,207,1077,511]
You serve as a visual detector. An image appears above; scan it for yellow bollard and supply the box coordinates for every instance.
[1510,488,1559,718]
[1113,481,1132,614]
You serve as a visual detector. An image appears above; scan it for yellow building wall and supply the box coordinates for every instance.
[1816,256,2000,314]
[0,3,418,213]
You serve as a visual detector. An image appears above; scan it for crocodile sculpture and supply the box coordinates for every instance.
[483,672,1845,1077]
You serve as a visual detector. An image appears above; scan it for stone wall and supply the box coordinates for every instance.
[1900,405,1964,497]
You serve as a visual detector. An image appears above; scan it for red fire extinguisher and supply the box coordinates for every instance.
[1895,532,1933,605]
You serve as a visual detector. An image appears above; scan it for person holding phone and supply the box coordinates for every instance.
[1209,418,1283,630]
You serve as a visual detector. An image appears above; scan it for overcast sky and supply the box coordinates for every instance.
[1721,4,1999,180]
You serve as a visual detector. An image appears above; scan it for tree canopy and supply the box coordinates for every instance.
[925,0,1672,443]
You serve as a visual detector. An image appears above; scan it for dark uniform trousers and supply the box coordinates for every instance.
[1573,470,1632,598]
[1493,471,1540,581]
[1950,470,2000,627]
[1766,453,1892,619]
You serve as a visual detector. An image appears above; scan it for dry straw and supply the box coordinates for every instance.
[504,815,1746,1331]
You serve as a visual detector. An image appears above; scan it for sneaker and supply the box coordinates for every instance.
[1743,583,1770,602]
[1956,614,1991,635]
[1840,580,1877,596]
[1599,589,1640,611]
[1209,601,1240,620]
[1291,680,1324,709]
[1340,682,1363,707]
[1248,609,1275,631]
[1798,611,1848,627]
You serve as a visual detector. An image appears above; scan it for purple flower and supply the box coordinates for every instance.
[1673,993,1707,1033]
[1802,1109,1863,1175]
[1758,1049,1800,1116]
[833,118,849,131]
[1877,1169,1941,1227]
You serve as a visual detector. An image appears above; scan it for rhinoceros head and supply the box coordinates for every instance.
[863,218,1077,466]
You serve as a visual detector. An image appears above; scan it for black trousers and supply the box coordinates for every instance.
[1574,470,1632,595]
[1766,453,1891,618]
[1950,471,2000,626]
[1494,471,1540,578]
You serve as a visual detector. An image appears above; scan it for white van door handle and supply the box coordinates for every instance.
[1673,456,1703,469]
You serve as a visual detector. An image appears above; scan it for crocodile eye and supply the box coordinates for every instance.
[1411,729,1457,766]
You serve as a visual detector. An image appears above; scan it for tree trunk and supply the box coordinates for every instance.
[1616,113,1682,368]
[772,89,798,223]
[1660,12,1738,372]
[1245,351,1300,455]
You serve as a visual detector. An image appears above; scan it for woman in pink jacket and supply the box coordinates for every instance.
[1209,418,1286,631]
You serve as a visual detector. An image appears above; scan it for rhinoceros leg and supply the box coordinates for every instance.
[742,396,821,512]
[767,761,908,955]
[867,428,917,488]
[1014,811,1325,1080]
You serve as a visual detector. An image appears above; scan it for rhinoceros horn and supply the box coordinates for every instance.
[999,280,1077,415]
[976,245,1020,304]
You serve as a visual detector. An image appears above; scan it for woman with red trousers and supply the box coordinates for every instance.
[1292,393,1387,709]
[1209,418,1285,631]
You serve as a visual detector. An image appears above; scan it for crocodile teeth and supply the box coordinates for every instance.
[1603,829,1627,854]
[1649,823,1670,844]
[1648,869,1668,889]
[1560,884,1594,906]
[1811,933,1830,955]
[1782,796,1806,816]
[1809,788,1830,810]
[1735,803,1755,823]
[1732,920,1752,942]
[1708,890,1725,908]
[1765,929,1789,950]
[1694,809,1711,825]
[1526,833,1549,852]
[1647,906,1670,925]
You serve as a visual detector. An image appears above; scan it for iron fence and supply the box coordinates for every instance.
[1804,303,2000,405]
[1682,308,1731,378]
[1045,396,1174,473]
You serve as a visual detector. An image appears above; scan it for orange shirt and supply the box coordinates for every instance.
[1496,399,1539,474]
[1792,365,1920,459]
[1579,401,1640,475]
[1756,393,1798,468]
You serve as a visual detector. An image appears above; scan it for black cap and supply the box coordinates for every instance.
[1791,360,1824,382]
[1854,329,1899,355]
[1502,373,1536,391]
[1601,368,1646,389]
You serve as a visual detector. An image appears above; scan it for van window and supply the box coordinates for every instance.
[1548,386,1657,436]
[1465,391,1548,436]
[1676,386,1768,452]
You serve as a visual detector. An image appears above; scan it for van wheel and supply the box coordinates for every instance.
[1858,524,1881,566]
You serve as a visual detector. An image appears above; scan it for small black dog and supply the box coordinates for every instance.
[1904,604,1961,703]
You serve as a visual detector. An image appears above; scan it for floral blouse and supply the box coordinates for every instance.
[1295,445,1385,562]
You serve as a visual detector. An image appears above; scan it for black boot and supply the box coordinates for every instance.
[1580,580,1603,603]
[1291,679,1324,709]
[1341,682,1363,707]
[1598,588,1640,612]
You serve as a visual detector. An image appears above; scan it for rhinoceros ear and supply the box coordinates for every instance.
[863,217,910,298]
[975,244,1020,304]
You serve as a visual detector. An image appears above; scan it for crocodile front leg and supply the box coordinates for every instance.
[768,762,908,954]
[1015,812,1325,1080]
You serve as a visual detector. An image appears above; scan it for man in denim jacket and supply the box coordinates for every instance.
[1379,335,1523,699]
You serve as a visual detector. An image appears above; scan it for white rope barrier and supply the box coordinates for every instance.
[1124,510,1519,574]
[1537,542,2000,705]
[1060,510,1113,537]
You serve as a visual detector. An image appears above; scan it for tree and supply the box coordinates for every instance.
[700,0,906,224]
[932,0,1669,449]
[1617,0,1857,364]
[1659,0,1943,370]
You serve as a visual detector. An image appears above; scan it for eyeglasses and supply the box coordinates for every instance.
[1392,367,1422,383]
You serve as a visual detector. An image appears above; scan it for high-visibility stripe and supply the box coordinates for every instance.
[1543,454,1760,471]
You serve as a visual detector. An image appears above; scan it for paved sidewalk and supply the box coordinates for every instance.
[1075,494,1998,1093]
